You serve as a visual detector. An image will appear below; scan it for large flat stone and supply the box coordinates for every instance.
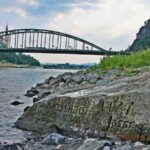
[16,69,150,143]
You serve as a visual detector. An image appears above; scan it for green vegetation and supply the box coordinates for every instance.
[43,63,89,69]
[87,50,150,76]
[128,35,150,52]
[0,53,40,66]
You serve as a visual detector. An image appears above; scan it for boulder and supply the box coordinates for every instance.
[62,72,73,82]
[33,97,39,103]
[0,143,23,150]
[41,84,51,89]
[49,78,58,86]
[37,91,51,99]
[56,75,64,83]
[68,82,77,88]
[25,91,36,97]
[66,78,74,85]
[44,78,49,84]
[71,75,84,84]
[85,74,99,84]
[96,80,108,86]
[103,69,120,79]
[142,145,150,150]
[81,81,88,85]
[114,144,133,150]
[25,87,39,97]
[11,101,24,105]
[134,141,145,147]
[103,146,111,150]
[24,106,30,112]
[89,77,98,84]
[59,82,65,87]
[36,83,44,87]
[16,70,150,143]
[42,133,65,145]
[77,138,105,150]
[65,137,83,144]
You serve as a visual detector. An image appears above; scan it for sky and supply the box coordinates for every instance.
[0,0,150,64]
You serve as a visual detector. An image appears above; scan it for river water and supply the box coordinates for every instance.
[0,68,76,143]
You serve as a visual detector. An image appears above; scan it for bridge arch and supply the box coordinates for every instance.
[0,28,106,52]
[0,28,128,55]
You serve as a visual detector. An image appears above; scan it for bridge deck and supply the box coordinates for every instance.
[0,48,129,55]
[0,28,130,56]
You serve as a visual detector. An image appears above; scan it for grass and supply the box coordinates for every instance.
[86,49,150,76]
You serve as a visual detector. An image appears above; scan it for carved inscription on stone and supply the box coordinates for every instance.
[32,95,150,142]
[34,97,90,125]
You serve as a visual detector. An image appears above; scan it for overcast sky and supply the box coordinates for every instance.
[0,0,150,64]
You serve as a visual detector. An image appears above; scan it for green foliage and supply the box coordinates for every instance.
[0,53,40,66]
[87,50,150,75]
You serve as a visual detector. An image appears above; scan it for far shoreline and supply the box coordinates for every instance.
[0,63,81,70]
[0,62,31,68]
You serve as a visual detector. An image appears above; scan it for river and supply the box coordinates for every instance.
[0,68,77,143]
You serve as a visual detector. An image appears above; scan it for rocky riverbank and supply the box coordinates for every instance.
[2,67,150,150]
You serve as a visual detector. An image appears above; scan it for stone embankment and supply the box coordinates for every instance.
[14,67,150,150]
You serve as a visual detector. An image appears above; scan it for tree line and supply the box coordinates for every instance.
[42,63,89,69]
[0,53,40,66]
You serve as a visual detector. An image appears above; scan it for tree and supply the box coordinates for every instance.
[0,53,40,66]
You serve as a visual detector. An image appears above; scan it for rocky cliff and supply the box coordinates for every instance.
[128,19,150,51]
[16,67,150,144]
[136,19,150,40]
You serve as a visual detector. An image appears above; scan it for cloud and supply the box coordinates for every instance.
[59,2,102,8]
[46,0,150,50]
[3,7,28,19]
[17,0,39,7]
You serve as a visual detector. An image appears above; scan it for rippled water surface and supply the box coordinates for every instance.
[0,68,76,143]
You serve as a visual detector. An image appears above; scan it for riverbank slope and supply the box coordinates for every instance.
[6,50,150,149]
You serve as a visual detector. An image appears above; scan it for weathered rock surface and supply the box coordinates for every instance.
[16,68,150,143]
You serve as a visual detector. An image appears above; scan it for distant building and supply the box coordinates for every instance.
[0,25,9,48]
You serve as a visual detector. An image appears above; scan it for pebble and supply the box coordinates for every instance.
[56,144,63,150]
[3,135,150,150]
